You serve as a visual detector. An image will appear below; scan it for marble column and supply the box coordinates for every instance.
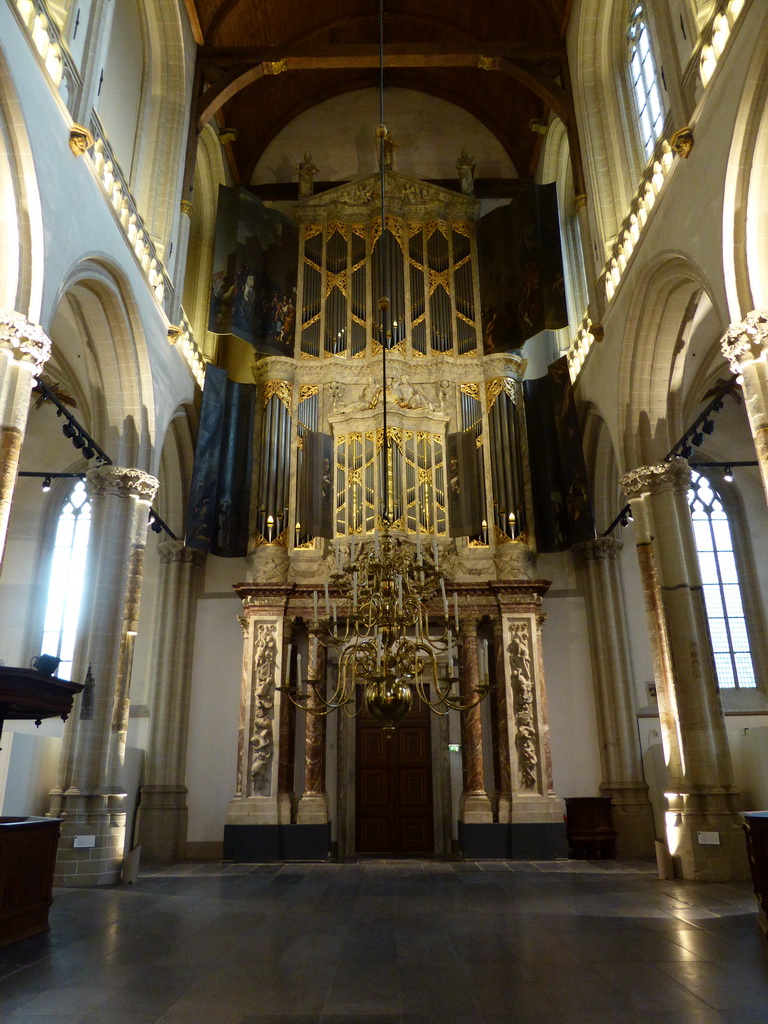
[297,634,329,823]
[620,461,745,880]
[573,537,656,857]
[49,465,158,886]
[0,312,51,570]
[721,310,768,505]
[492,618,513,822]
[458,620,493,822]
[135,540,206,861]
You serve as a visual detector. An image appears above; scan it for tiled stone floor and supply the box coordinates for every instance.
[0,859,766,1024]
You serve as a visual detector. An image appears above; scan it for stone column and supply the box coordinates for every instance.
[49,466,158,886]
[491,618,513,822]
[458,620,493,822]
[0,312,51,570]
[721,310,768,504]
[135,540,206,861]
[297,634,329,823]
[573,537,656,857]
[620,461,745,880]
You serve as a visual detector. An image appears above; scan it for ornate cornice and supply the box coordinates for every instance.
[86,466,159,502]
[620,460,690,498]
[720,310,768,372]
[0,311,52,371]
[234,582,296,612]
[158,539,206,567]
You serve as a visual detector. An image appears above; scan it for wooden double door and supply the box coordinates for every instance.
[355,696,434,854]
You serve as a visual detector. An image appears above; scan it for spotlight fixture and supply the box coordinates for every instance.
[72,433,86,449]
[626,505,634,523]
[723,465,734,482]
[691,430,704,447]
[620,513,629,527]
[41,475,52,492]
[62,421,76,439]
[702,418,715,435]
[679,441,693,459]
[82,442,95,459]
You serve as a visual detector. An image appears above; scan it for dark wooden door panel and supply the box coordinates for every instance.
[356,693,434,854]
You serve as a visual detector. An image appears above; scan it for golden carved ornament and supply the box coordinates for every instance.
[263,380,292,410]
[264,59,287,75]
[167,325,182,346]
[298,384,319,402]
[68,123,94,156]
[304,224,323,239]
[180,199,193,217]
[485,377,517,409]
[460,383,481,400]
[670,126,694,159]
[574,193,587,210]
[477,56,499,71]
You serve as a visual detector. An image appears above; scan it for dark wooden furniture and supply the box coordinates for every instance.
[742,812,768,935]
[0,666,82,946]
[565,797,617,859]
[0,816,62,947]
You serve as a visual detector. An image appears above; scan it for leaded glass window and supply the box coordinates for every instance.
[689,471,755,689]
[40,479,91,680]
[628,4,665,160]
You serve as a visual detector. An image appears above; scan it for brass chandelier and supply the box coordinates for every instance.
[283,1,492,728]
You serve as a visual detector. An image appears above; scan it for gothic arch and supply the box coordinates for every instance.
[183,124,227,362]
[617,252,725,469]
[153,402,198,537]
[109,0,189,257]
[0,47,44,318]
[722,9,768,318]
[48,258,156,470]
[581,403,623,533]
[570,0,644,258]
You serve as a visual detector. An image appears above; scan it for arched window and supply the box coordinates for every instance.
[688,470,755,689]
[628,4,665,160]
[40,479,91,680]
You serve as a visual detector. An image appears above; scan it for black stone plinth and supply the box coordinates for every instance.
[223,824,331,863]
[458,821,568,860]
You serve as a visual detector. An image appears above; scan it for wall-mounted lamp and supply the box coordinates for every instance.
[41,476,52,492]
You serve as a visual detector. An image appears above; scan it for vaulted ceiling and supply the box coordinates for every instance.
[187,0,575,186]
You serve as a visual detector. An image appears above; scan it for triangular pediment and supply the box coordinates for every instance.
[293,170,478,223]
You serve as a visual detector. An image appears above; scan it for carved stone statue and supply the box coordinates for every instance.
[376,126,397,171]
[328,381,345,411]
[456,148,476,196]
[386,376,435,410]
[296,152,319,198]
[508,622,538,790]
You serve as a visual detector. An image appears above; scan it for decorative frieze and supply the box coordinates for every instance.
[250,624,277,794]
[508,621,538,790]
[0,310,52,371]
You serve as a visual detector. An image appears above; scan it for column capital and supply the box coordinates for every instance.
[86,465,159,502]
[620,460,690,498]
[0,310,52,372]
[157,538,206,567]
[720,310,768,373]
[573,535,623,567]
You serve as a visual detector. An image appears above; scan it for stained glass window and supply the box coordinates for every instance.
[40,479,91,681]
[628,4,665,160]
[689,471,755,688]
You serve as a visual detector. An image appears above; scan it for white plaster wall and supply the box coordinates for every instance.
[252,87,516,187]
[185,592,243,843]
[0,731,62,816]
[537,553,603,798]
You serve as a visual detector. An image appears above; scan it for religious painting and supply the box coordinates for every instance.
[446,431,484,538]
[523,356,595,552]
[476,182,567,354]
[186,364,255,557]
[208,185,299,355]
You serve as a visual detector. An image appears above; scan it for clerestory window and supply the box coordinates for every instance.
[40,479,91,681]
[688,470,755,689]
[628,4,665,160]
